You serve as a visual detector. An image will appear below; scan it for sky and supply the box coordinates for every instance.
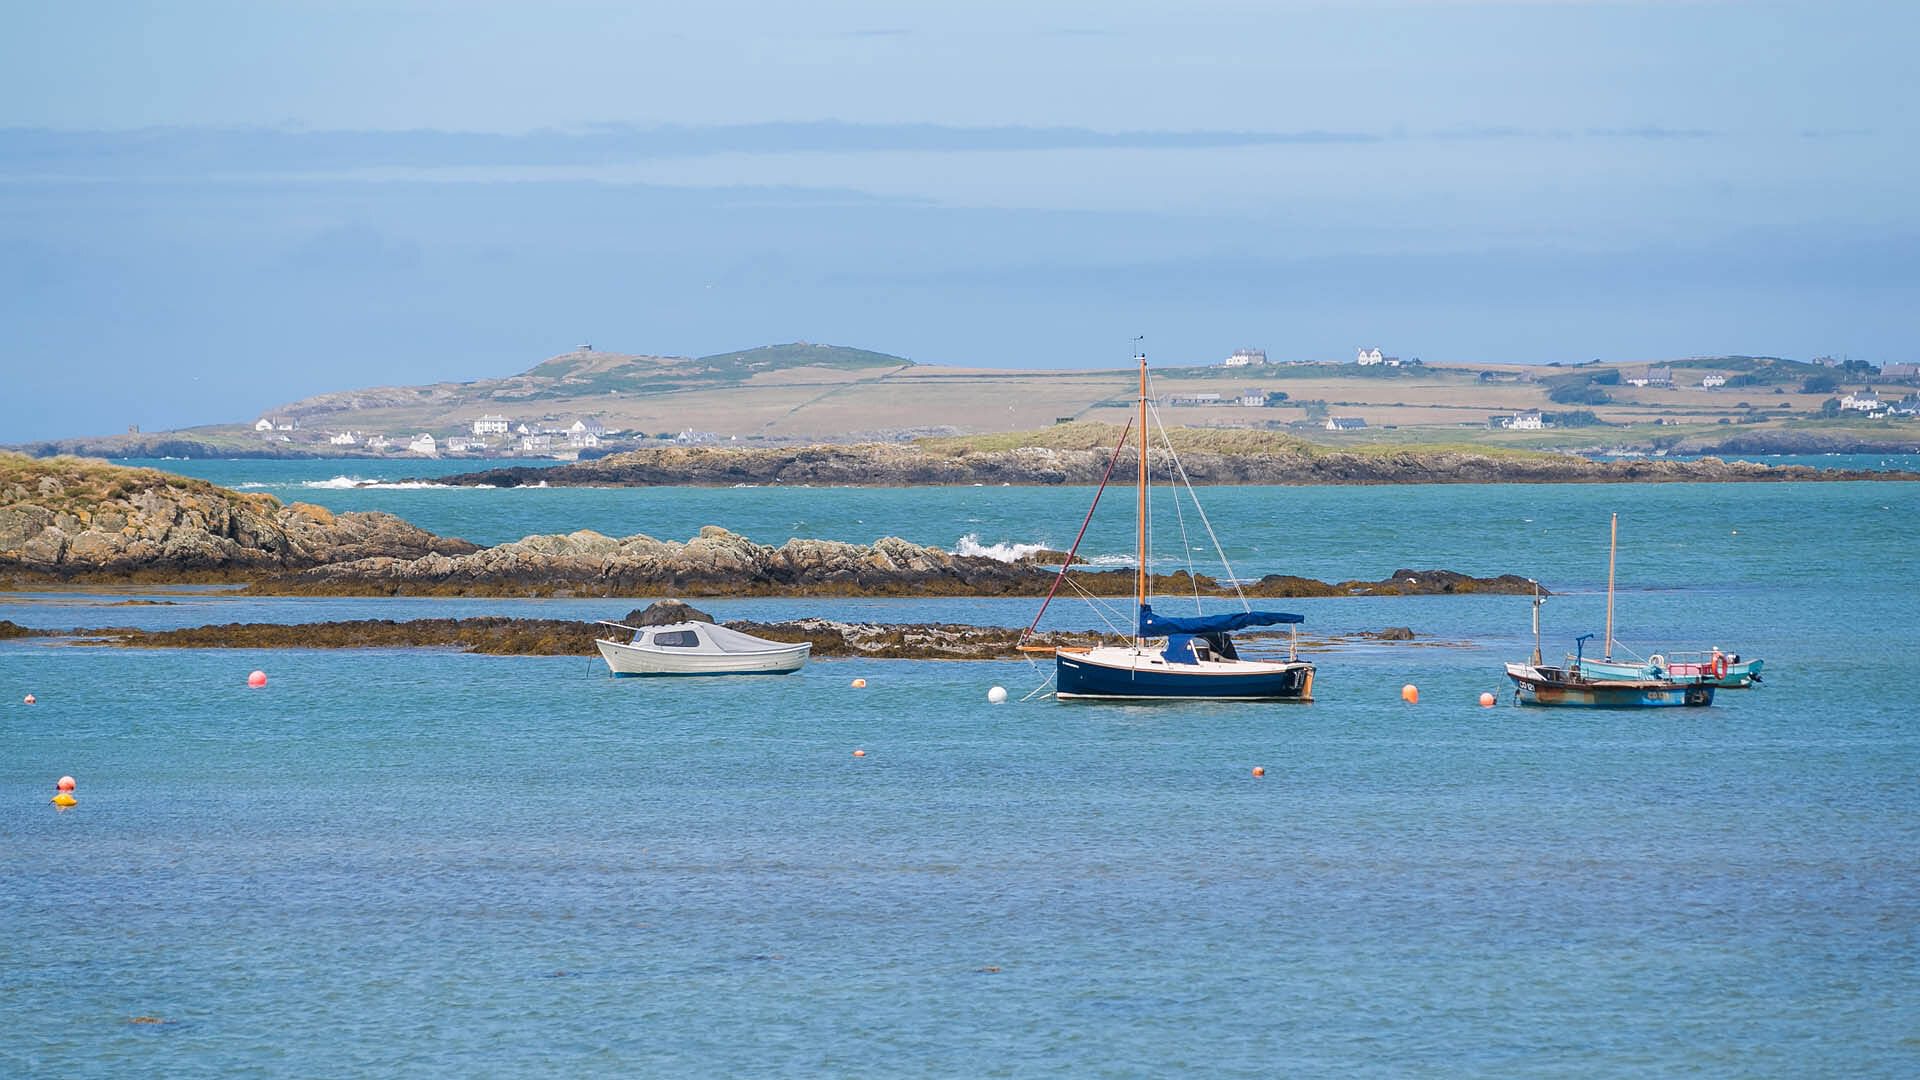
[1,0,1915,441]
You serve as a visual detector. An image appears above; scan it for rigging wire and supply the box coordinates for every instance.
[1141,384,1206,614]
[1154,412,1252,612]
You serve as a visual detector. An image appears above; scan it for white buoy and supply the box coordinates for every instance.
[987,685,1008,704]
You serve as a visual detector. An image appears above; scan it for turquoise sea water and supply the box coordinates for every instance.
[4,461,1919,1076]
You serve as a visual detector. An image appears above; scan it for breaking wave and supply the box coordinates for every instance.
[233,476,493,490]
[954,534,1054,563]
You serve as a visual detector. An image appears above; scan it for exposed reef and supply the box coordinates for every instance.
[432,427,1918,489]
[2,453,1545,598]
[29,616,1427,660]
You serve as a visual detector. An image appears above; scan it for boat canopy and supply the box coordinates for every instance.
[1138,603,1302,637]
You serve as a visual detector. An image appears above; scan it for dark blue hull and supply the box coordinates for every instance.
[1056,652,1314,701]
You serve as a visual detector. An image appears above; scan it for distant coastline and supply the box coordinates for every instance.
[425,427,1920,489]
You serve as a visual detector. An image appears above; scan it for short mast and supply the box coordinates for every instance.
[1530,579,1544,666]
[1135,350,1148,640]
[1604,512,1618,661]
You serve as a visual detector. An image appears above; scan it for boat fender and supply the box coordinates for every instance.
[1712,653,1729,679]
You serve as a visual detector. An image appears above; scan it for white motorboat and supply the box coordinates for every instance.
[594,620,810,677]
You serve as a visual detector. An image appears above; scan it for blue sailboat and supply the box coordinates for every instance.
[1024,351,1316,703]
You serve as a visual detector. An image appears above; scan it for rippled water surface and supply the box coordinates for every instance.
[3,462,1918,1076]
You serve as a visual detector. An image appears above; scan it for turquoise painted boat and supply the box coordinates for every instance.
[1577,653,1763,689]
[1502,518,1724,709]
[1505,661,1715,708]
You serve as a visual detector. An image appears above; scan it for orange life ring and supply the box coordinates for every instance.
[1712,654,1729,679]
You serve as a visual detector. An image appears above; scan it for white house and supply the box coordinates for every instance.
[1700,372,1728,388]
[520,433,553,452]
[328,432,358,446]
[1840,392,1883,412]
[1162,393,1224,407]
[1356,347,1385,366]
[254,418,274,432]
[1509,410,1546,430]
[407,433,438,455]
[472,414,511,436]
[1223,348,1266,367]
[1324,416,1368,431]
[364,435,390,450]
[1236,388,1268,407]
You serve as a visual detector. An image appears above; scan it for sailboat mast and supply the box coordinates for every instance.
[1604,512,1618,661]
[1135,351,1148,639]
[1530,579,1543,666]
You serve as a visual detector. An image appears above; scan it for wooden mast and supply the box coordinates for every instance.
[1604,512,1618,661]
[1135,350,1148,644]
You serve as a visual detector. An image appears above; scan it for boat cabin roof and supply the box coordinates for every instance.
[598,620,794,655]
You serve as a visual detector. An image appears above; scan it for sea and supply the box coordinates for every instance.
[3,458,1918,1077]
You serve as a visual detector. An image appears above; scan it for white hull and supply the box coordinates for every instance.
[594,624,809,676]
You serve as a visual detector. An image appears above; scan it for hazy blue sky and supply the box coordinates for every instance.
[2,0,1914,440]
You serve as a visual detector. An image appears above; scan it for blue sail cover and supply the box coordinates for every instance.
[1137,603,1303,637]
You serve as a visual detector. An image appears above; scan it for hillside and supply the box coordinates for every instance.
[9,346,1916,459]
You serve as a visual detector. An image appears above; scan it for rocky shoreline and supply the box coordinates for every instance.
[433,433,1918,489]
[3,454,1545,598]
[3,613,1429,661]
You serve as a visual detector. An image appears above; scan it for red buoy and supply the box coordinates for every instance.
[247,670,268,688]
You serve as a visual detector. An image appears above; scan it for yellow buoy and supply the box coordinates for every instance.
[51,792,76,808]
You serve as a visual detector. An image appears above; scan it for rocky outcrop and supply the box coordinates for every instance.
[0,454,1546,598]
[435,435,1919,488]
[261,525,1546,599]
[58,616,1426,660]
[267,525,1057,597]
[0,453,475,582]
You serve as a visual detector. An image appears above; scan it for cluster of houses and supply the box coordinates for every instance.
[1160,389,1280,408]
[1356,347,1417,367]
[1838,391,1920,418]
[1488,410,1548,431]
[1215,346,1422,367]
[253,411,621,456]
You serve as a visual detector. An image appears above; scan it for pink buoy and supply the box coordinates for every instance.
[57,775,76,792]
[247,670,268,688]
[22,694,34,705]
[1479,692,1496,708]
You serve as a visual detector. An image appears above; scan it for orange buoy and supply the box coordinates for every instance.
[850,678,867,689]
[852,749,867,758]
[22,694,34,705]
[1401,684,1419,703]
[1251,766,1265,778]
[1479,692,1496,707]
[57,775,75,792]
[247,670,268,688]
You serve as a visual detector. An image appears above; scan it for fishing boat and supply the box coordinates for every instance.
[594,620,810,677]
[1503,518,1714,708]
[1019,350,1315,702]
[1576,651,1762,689]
